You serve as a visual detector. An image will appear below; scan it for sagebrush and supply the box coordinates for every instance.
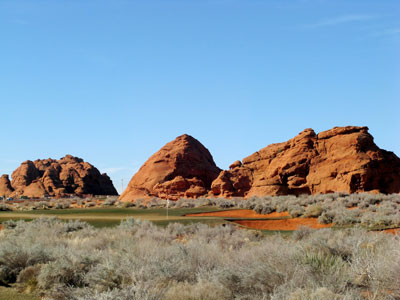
[0,217,399,299]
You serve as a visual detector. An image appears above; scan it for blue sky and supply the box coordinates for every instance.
[1,0,399,194]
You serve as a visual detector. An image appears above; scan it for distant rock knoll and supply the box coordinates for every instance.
[210,126,400,197]
[0,175,13,197]
[2,155,118,198]
[120,134,221,201]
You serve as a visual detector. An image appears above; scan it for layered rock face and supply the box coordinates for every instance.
[120,134,221,201]
[211,126,400,197]
[0,175,13,197]
[8,155,118,198]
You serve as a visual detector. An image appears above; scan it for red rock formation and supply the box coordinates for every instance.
[211,126,400,197]
[120,134,221,201]
[0,175,14,197]
[9,155,118,198]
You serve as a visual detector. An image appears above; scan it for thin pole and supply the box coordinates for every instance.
[166,199,169,219]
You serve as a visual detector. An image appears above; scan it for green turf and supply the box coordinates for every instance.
[152,218,227,227]
[0,287,38,300]
[0,217,33,223]
[0,206,224,217]
[0,207,231,228]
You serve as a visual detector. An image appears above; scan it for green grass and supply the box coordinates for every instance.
[0,207,229,228]
[152,218,227,227]
[0,206,223,217]
[0,287,38,300]
[0,206,295,229]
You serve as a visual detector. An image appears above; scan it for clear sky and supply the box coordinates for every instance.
[1,0,399,194]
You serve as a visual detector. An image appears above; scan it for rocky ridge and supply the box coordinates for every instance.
[0,155,118,198]
[210,126,400,197]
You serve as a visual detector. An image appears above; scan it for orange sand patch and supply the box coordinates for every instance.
[382,228,400,235]
[266,211,291,218]
[185,209,289,218]
[233,218,332,231]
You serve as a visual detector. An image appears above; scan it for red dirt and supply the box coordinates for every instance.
[185,209,290,218]
[233,218,332,231]
[186,209,328,231]
[382,228,400,235]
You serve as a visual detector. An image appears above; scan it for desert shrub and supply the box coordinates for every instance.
[217,237,301,298]
[84,202,96,208]
[318,211,334,224]
[164,279,231,300]
[52,200,71,209]
[175,198,196,208]
[38,253,98,290]
[332,208,362,226]
[0,203,399,299]
[2,219,19,229]
[361,211,400,229]
[0,203,13,211]
[34,201,51,210]
[276,287,357,300]
[304,204,323,217]
[64,283,166,300]
[53,202,63,209]
[288,204,305,217]
[62,220,93,233]
[83,257,129,292]
[192,197,215,207]
[165,222,186,237]
[147,197,164,208]
[0,241,50,283]
[121,201,135,208]
[378,201,399,215]
[102,198,117,206]
[293,226,315,241]
[17,264,41,292]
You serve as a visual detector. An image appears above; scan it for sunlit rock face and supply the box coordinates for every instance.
[120,134,221,201]
[211,126,400,197]
[9,155,118,198]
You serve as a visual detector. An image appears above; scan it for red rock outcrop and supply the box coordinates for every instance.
[120,134,221,201]
[211,126,400,197]
[0,175,14,197]
[9,155,118,198]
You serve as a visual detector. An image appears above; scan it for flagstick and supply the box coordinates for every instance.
[166,199,169,219]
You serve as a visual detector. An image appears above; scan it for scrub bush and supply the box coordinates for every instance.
[0,217,398,299]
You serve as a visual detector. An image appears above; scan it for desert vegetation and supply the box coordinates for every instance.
[0,217,399,299]
[122,193,400,229]
[2,193,400,230]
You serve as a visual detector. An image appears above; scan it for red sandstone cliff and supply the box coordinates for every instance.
[211,126,400,197]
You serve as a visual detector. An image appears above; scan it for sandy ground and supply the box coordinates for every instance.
[382,228,400,234]
[186,209,330,231]
[186,209,290,218]
[233,218,332,231]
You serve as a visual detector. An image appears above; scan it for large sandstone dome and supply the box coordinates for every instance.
[120,134,221,201]
[1,155,118,198]
[211,126,400,197]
